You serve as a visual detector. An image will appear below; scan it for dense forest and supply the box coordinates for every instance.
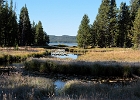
[1,0,140,48]
[0,0,49,47]
[49,35,76,43]
[77,0,140,49]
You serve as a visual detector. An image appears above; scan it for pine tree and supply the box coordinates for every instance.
[93,0,110,47]
[130,0,140,22]
[31,21,36,45]
[1,2,9,46]
[117,2,131,47]
[129,0,140,47]
[0,0,18,46]
[132,8,140,48]
[0,1,3,46]
[108,0,118,47]
[7,0,18,46]
[77,14,91,48]
[0,0,49,47]
[35,21,49,46]
[90,21,98,47]
[43,31,50,45]
[18,5,32,46]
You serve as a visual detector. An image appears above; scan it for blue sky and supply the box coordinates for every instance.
[8,0,129,36]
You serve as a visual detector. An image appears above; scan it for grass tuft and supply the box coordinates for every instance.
[0,73,55,99]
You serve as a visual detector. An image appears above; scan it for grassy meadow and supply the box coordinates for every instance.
[0,47,48,63]
[76,48,140,62]
[23,47,140,99]
[1,47,140,99]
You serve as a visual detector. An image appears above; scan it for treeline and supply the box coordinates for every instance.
[49,35,76,43]
[77,0,140,48]
[0,0,49,47]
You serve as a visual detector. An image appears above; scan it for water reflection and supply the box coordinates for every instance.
[52,53,78,59]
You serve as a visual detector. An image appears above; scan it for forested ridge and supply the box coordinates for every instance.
[49,35,76,43]
[0,0,49,47]
[77,0,140,48]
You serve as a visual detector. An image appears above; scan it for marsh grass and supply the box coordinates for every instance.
[0,73,55,100]
[24,58,140,78]
[77,48,140,62]
[51,80,140,100]
[0,47,47,63]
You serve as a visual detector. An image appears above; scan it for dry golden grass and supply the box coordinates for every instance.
[0,47,46,57]
[0,73,54,100]
[53,79,140,100]
[77,48,140,62]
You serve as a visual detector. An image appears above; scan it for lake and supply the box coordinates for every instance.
[49,43,77,47]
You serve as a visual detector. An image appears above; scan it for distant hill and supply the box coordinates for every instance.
[49,35,77,43]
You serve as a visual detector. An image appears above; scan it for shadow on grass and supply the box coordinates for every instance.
[24,59,140,78]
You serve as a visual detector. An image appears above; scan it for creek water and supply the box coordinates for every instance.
[1,62,66,90]
[1,61,137,92]
[49,43,79,59]
[51,53,78,59]
[54,80,66,89]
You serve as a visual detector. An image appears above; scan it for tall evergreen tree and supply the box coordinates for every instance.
[31,21,36,45]
[43,31,50,45]
[132,8,140,48]
[90,21,98,47]
[129,0,140,47]
[0,0,49,47]
[130,0,140,23]
[0,1,3,46]
[1,2,9,46]
[77,14,91,48]
[93,0,110,47]
[35,21,49,46]
[117,2,131,47]
[0,0,18,46]
[7,0,18,46]
[108,0,118,47]
[18,5,32,46]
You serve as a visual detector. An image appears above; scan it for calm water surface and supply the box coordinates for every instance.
[52,54,78,59]
[49,43,77,47]
[54,80,66,89]
[50,43,79,59]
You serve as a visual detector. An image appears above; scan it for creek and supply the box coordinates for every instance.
[0,47,138,92]
[0,61,138,94]
[51,53,78,59]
